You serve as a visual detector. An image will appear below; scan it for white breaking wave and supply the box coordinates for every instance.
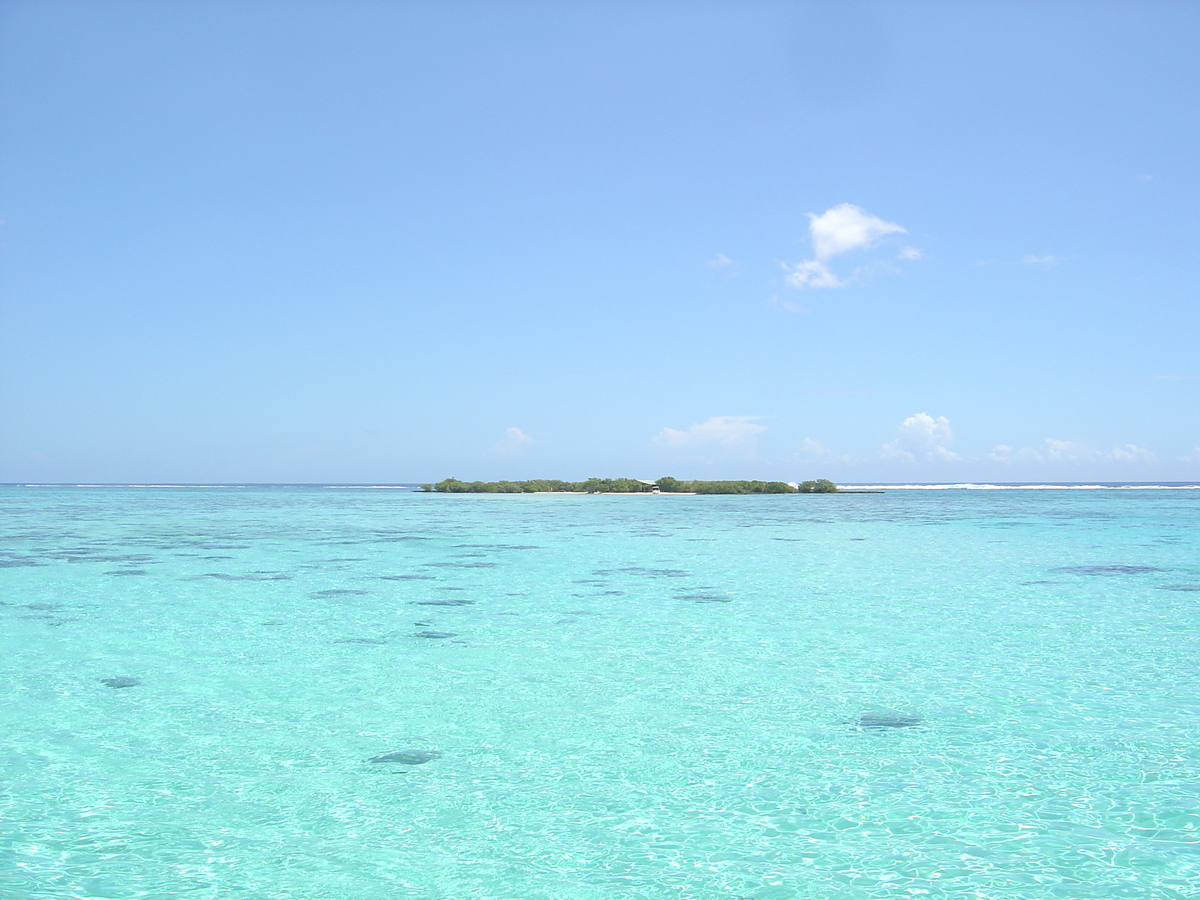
[840,483,1200,490]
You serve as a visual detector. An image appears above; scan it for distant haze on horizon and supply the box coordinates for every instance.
[1,1,1197,484]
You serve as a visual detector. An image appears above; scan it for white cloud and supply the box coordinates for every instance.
[784,204,910,291]
[880,412,960,463]
[655,416,766,451]
[879,443,913,462]
[769,294,812,314]
[490,426,532,454]
[708,253,735,270]
[809,204,906,261]
[784,259,843,289]
[989,439,1155,465]
[1041,438,1083,461]
[796,437,856,466]
[1181,447,1200,463]
[989,439,1085,463]
[1023,254,1057,265]
[1109,444,1156,463]
[898,246,924,261]
[799,438,831,459]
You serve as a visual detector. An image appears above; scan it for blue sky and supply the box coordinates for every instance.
[2,0,1198,483]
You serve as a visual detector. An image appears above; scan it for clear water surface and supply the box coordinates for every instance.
[2,485,1199,899]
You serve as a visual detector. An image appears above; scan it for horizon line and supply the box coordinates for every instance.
[5,481,1200,490]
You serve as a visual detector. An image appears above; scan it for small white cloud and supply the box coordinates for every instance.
[708,253,735,270]
[988,444,1014,463]
[784,204,910,291]
[1109,444,1155,463]
[902,412,953,445]
[991,438,1155,465]
[1136,173,1153,182]
[898,246,923,261]
[797,437,856,465]
[880,412,959,463]
[490,426,532,455]
[799,438,831,459]
[784,259,843,290]
[809,204,906,261]
[655,416,766,450]
[769,294,812,314]
[1040,438,1080,460]
[1023,254,1057,265]
[879,442,913,462]
[1181,447,1200,463]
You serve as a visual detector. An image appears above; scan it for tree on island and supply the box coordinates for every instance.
[797,479,839,493]
[657,478,796,494]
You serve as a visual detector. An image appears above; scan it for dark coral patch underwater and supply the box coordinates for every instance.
[100,676,141,689]
[1052,565,1162,576]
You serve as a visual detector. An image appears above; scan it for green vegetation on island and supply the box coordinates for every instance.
[660,478,796,494]
[421,477,840,494]
[797,479,840,493]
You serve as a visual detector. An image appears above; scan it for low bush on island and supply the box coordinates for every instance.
[797,479,839,493]
[664,479,797,494]
[421,477,840,494]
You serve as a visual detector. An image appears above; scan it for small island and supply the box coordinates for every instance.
[420,477,840,494]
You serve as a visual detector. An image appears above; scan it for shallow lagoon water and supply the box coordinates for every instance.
[2,485,1200,899]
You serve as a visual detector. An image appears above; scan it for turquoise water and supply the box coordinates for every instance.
[3,486,1200,900]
